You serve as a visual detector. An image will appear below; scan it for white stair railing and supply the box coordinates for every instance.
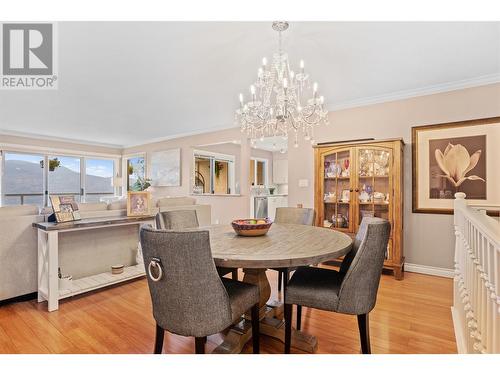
[453,192,500,353]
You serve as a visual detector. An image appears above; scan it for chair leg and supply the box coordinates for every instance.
[195,337,206,354]
[357,313,371,354]
[283,268,290,302]
[251,303,260,354]
[296,305,302,331]
[284,303,292,354]
[154,324,164,354]
[277,270,283,292]
[284,268,290,284]
[231,269,238,280]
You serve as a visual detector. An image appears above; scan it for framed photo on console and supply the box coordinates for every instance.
[127,191,151,217]
[412,116,500,214]
[49,195,81,222]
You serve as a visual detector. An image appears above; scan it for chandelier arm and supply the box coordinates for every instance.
[300,106,322,125]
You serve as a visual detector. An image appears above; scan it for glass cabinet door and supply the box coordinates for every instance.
[355,147,393,258]
[321,148,353,232]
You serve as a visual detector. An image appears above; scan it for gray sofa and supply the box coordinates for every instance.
[0,197,211,302]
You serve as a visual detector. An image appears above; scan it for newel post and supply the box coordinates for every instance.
[454,192,466,225]
[453,192,466,266]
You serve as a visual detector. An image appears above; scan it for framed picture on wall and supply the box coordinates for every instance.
[127,191,151,217]
[150,148,181,187]
[412,116,500,214]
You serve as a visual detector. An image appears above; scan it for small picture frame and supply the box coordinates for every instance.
[50,195,81,223]
[127,191,151,217]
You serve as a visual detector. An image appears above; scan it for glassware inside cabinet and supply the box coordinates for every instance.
[356,147,393,234]
[323,150,351,230]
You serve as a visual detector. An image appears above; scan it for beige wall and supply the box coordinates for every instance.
[287,83,500,269]
[124,128,251,224]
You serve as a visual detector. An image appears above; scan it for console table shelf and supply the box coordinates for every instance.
[59,264,145,299]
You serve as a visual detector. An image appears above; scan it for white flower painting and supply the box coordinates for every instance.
[435,143,485,188]
[429,135,486,199]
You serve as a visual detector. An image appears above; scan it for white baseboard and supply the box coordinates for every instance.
[404,263,454,278]
[451,306,467,354]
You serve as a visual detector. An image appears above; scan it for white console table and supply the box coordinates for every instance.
[33,216,154,312]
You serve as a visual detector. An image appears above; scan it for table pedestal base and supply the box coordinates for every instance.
[211,301,318,354]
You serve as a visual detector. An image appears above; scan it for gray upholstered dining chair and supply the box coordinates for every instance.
[156,209,199,230]
[140,226,260,354]
[155,210,238,280]
[284,217,391,354]
[273,207,315,292]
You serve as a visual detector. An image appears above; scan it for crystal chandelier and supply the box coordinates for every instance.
[235,21,329,148]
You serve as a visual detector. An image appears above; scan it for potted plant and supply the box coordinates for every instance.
[48,158,60,171]
[215,161,224,178]
[131,176,152,191]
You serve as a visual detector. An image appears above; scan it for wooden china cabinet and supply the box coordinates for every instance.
[313,138,404,279]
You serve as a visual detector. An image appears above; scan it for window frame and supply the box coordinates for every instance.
[122,153,147,192]
[1,148,119,207]
[250,157,269,187]
[192,149,235,195]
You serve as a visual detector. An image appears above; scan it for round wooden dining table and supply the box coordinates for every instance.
[206,223,353,354]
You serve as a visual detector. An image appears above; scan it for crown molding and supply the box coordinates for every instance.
[329,73,500,111]
[0,129,123,149]
[122,124,239,149]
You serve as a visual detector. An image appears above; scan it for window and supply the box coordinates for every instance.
[193,151,235,195]
[85,159,114,202]
[48,155,82,202]
[249,158,268,186]
[126,156,146,191]
[1,151,117,207]
[2,152,44,206]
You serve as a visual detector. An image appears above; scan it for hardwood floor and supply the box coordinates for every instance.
[0,269,457,354]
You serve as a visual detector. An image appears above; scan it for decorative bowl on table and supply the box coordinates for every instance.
[231,218,273,237]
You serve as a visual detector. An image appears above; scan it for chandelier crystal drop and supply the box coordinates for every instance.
[235,21,329,148]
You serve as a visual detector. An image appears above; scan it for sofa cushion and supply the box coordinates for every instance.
[78,202,108,212]
[107,199,127,210]
[156,197,196,207]
[0,205,39,217]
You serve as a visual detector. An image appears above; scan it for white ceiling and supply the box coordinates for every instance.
[0,21,499,148]
[253,136,288,153]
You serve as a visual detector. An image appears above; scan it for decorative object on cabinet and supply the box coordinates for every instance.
[150,148,181,187]
[314,138,404,279]
[412,117,500,215]
[340,189,350,203]
[324,192,336,203]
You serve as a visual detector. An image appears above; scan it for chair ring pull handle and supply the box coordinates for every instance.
[148,258,163,282]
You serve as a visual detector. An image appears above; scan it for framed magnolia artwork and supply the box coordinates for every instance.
[412,117,500,214]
